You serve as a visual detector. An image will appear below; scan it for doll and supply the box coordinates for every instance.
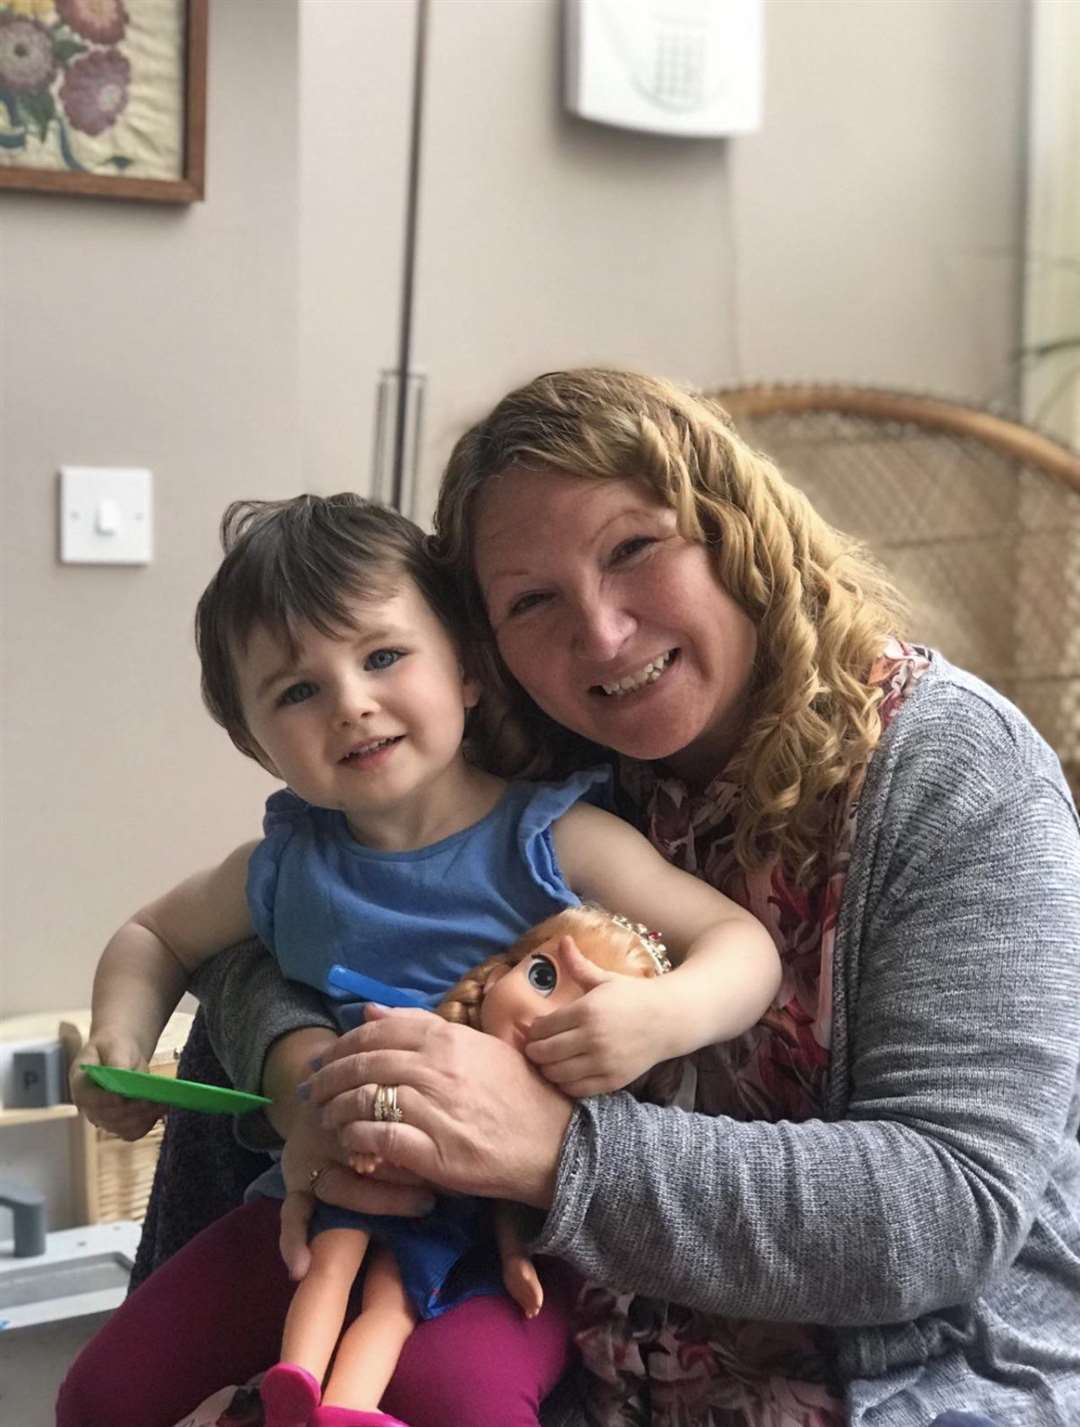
[437,902,671,1319]
[258,903,671,1427]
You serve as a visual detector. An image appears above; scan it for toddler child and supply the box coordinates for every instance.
[74,493,781,1427]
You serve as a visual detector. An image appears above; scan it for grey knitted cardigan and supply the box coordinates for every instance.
[190,655,1080,1426]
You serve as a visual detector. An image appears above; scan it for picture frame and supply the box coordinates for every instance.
[0,0,207,203]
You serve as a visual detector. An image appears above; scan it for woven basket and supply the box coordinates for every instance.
[712,386,1080,799]
[87,1118,169,1223]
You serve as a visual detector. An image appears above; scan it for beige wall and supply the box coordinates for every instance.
[1,0,1028,1021]
[1023,0,1080,447]
[298,0,414,494]
[1,0,301,1017]
[732,0,1027,398]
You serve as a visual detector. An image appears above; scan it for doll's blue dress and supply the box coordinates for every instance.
[243,767,608,1319]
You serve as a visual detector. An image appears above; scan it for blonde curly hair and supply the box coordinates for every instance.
[432,367,908,883]
[437,904,665,1030]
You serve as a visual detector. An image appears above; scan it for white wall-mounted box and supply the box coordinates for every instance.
[564,0,764,138]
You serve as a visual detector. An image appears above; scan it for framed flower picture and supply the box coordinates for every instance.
[0,0,206,202]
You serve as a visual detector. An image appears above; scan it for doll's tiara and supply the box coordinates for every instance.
[608,912,672,975]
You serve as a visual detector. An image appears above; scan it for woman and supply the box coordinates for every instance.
[60,370,1080,1427]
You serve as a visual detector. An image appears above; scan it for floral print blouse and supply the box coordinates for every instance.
[574,641,932,1427]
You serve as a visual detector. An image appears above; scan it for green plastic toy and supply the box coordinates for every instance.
[80,1063,271,1115]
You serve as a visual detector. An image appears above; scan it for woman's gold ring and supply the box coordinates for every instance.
[372,1083,403,1123]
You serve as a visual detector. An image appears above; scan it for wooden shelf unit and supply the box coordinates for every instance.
[0,1009,193,1225]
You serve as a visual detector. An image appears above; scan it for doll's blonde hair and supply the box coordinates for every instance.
[437,904,664,1031]
[432,368,908,883]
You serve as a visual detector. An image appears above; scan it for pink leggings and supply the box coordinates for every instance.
[56,1198,577,1427]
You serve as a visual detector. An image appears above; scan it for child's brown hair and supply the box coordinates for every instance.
[195,493,464,763]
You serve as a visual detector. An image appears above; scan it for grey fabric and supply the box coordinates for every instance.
[197,656,1080,1425]
[190,935,336,1151]
[531,657,1080,1425]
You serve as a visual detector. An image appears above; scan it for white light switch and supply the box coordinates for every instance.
[60,467,153,565]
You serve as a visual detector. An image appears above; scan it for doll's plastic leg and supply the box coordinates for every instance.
[282,1226,371,1378]
[320,1244,417,1412]
[262,1225,371,1426]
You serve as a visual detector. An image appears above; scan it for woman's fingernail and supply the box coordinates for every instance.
[307,1054,323,1072]
[295,1081,311,1101]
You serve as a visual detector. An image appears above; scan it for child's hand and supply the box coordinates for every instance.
[523,937,668,1096]
[71,1034,163,1141]
[502,1253,544,1319]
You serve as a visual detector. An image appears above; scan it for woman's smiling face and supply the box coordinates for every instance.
[474,467,758,783]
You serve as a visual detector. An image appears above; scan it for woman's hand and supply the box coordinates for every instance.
[304,1005,575,1211]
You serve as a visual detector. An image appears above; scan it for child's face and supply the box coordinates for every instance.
[234,578,480,845]
[480,933,603,1051]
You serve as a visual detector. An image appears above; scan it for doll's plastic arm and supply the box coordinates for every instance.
[496,1200,544,1319]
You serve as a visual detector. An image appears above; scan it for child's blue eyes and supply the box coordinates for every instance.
[278,681,316,707]
[274,651,404,706]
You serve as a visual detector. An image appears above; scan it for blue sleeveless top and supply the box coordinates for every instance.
[246,766,611,1012]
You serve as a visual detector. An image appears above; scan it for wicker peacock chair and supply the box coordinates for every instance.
[709,384,1080,799]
